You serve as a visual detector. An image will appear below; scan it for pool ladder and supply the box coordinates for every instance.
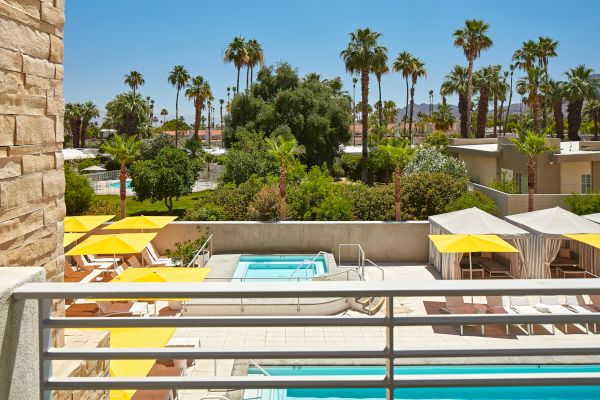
[288,251,328,281]
[244,360,287,400]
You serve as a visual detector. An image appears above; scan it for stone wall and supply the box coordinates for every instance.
[0,0,65,281]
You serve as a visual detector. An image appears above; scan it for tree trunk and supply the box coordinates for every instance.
[498,99,504,135]
[394,166,401,221]
[553,101,564,139]
[360,69,370,183]
[279,165,286,221]
[250,65,254,93]
[527,157,535,212]
[465,59,474,137]
[594,116,599,141]
[236,67,241,94]
[476,88,488,138]
[377,76,383,128]
[220,106,223,129]
[504,72,514,133]
[531,92,540,134]
[207,107,211,147]
[80,121,88,148]
[567,100,583,141]
[408,86,415,136]
[175,89,180,146]
[194,101,201,139]
[493,95,498,137]
[71,119,81,148]
[119,163,127,219]
[246,67,249,93]
[403,78,409,132]
[458,93,468,138]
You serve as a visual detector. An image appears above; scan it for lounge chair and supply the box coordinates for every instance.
[65,302,99,317]
[535,295,577,333]
[510,296,553,335]
[588,295,600,310]
[485,296,512,336]
[441,296,484,336]
[146,243,174,266]
[565,295,595,333]
[472,256,511,279]
[73,255,113,273]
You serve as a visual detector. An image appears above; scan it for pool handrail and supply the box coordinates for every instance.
[187,234,214,268]
[288,251,329,282]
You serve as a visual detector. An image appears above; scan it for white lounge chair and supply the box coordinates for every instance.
[142,244,174,266]
[565,295,596,333]
[485,296,513,336]
[509,296,553,335]
[441,296,484,336]
[73,255,113,273]
[535,295,577,333]
[146,243,174,265]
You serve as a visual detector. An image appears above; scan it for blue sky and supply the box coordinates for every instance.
[65,0,600,122]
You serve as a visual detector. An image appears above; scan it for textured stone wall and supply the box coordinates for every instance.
[0,0,65,281]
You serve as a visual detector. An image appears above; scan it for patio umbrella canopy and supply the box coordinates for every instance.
[63,232,85,247]
[81,165,106,172]
[64,215,115,232]
[65,233,157,256]
[110,267,210,283]
[103,216,177,232]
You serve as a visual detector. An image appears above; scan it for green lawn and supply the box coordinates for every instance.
[98,191,210,217]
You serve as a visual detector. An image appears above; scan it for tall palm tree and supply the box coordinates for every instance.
[371,48,388,128]
[428,90,434,115]
[498,71,509,135]
[474,65,497,138]
[516,66,544,133]
[381,141,415,221]
[510,129,554,212]
[340,27,386,183]
[440,65,470,137]
[101,134,141,218]
[246,39,265,92]
[564,65,600,141]
[167,65,190,146]
[503,64,516,133]
[430,103,457,131]
[352,77,358,144]
[408,57,426,136]
[224,36,248,94]
[392,51,415,132]
[219,99,224,128]
[488,66,508,137]
[543,80,566,139]
[383,100,398,124]
[513,40,538,70]
[64,102,82,148]
[79,101,99,148]
[160,108,168,124]
[584,100,600,141]
[185,75,211,139]
[265,135,303,221]
[453,19,493,137]
[124,70,144,95]
[226,87,231,104]
[536,36,558,130]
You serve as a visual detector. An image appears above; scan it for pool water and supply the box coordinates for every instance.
[247,365,600,400]
[233,255,327,282]
[109,179,132,189]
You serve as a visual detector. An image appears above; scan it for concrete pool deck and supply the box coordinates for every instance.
[173,263,600,399]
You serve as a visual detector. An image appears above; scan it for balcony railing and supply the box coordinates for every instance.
[12,279,600,400]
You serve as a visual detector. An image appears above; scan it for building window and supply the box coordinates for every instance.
[516,173,523,194]
[582,174,592,194]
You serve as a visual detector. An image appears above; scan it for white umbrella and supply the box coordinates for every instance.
[82,165,106,172]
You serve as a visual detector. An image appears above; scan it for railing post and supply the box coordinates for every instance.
[39,299,52,400]
[385,296,394,400]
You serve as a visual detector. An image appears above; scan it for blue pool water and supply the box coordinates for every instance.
[247,365,600,400]
[109,179,132,189]
[233,255,327,282]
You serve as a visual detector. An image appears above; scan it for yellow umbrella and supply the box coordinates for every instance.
[63,232,85,247]
[108,327,176,400]
[110,267,210,283]
[66,233,157,256]
[102,216,177,232]
[429,234,518,280]
[564,234,600,249]
[64,215,115,232]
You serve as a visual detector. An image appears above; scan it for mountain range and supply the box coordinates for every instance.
[395,103,525,123]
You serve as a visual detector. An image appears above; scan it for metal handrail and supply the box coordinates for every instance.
[288,251,328,281]
[187,234,214,267]
[319,268,366,281]
[338,244,365,275]
[363,258,385,281]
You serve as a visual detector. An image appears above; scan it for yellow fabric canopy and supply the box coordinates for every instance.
[564,234,600,249]
[108,327,176,400]
[111,267,210,283]
[63,232,85,247]
[103,216,177,231]
[429,234,519,253]
[65,233,157,256]
[64,215,115,232]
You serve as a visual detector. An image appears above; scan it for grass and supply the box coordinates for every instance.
[98,191,211,217]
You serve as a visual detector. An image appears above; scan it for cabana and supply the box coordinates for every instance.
[583,213,600,224]
[506,207,600,278]
[428,207,529,280]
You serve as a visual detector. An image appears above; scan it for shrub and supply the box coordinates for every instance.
[220,129,278,185]
[311,194,352,221]
[340,183,394,221]
[489,171,519,194]
[64,166,95,215]
[85,197,121,218]
[565,193,600,215]
[73,158,100,172]
[446,190,499,215]
[164,228,208,266]
[139,134,175,160]
[404,146,467,179]
[247,184,281,221]
[337,153,362,181]
[424,131,450,151]
[184,204,226,221]
[401,172,468,220]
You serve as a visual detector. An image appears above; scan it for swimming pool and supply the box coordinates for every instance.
[232,255,328,282]
[109,179,132,189]
[246,365,600,400]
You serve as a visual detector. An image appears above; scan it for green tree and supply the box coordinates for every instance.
[430,103,456,131]
[139,134,175,160]
[79,101,99,148]
[371,48,388,127]
[185,75,211,138]
[220,130,278,185]
[564,65,600,141]
[65,102,83,147]
[130,147,202,214]
[405,146,467,178]
[408,57,427,136]
[224,36,248,94]
[104,92,151,137]
[124,70,144,95]
[543,79,566,139]
[392,51,415,132]
[536,36,559,129]
[64,165,95,215]
[380,141,415,221]
[265,135,304,221]
[440,65,470,137]
[246,39,265,92]
[584,100,600,141]
[160,108,168,123]
[160,117,190,132]
[453,19,493,136]
[401,172,467,220]
[510,129,555,211]
[504,64,516,133]
[516,66,544,133]
[446,191,498,216]
[341,28,386,183]
[168,65,190,146]
[474,65,501,137]
[101,133,142,217]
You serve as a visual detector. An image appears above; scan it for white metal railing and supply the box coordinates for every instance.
[364,258,385,281]
[338,244,365,274]
[13,279,600,400]
[288,251,328,281]
[187,234,214,267]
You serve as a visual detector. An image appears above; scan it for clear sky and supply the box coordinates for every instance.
[64,0,600,121]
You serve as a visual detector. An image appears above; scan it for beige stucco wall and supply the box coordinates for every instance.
[458,153,498,186]
[560,161,591,194]
[0,0,65,281]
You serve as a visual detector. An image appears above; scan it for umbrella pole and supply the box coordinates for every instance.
[469,252,474,303]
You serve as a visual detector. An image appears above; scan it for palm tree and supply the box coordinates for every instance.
[160,108,168,123]
[392,51,415,132]
[352,77,358,144]
[453,19,493,137]
[185,75,211,139]
[430,103,457,131]
[428,90,434,115]
[79,101,99,148]
[101,134,141,218]
[510,129,554,211]
[440,65,470,137]
[340,28,386,182]
[584,100,600,141]
[489,67,508,137]
[504,64,516,133]
[246,39,265,92]
[408,57,426,136]
[564,65,600,141]
[64,102,82,148]
[219,99,224,128]
[371,48,388,128]
[226,87,231,104]
[544,80,566,139]
[474,66,494,138]
[516,66,544,133]
[167,65,190,146]
[265,135,303,221]
[536,36,558,129]
[381,141,415,221]
[383,100,398,124]
[224,36,248,94]
[497,71,509,135]
[124,70,144,95]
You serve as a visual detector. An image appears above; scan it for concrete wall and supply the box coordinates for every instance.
[0,267,45,400]
[458,153,498,186]
[147,221,431,262]
[560,161,590,194]
[0,0,66,281]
